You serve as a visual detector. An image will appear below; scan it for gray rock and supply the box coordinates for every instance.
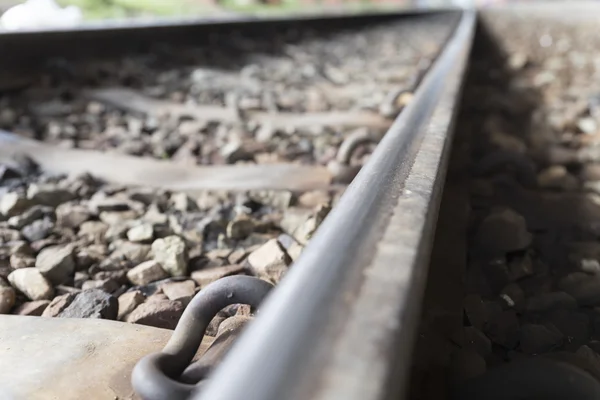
[281,207,320,245]
[548,310,590,351]
[35,245,75,285]
[0,286,15,314]
[228,248,249,265]
[475,209,532,255]
[276,234,297,250]
[287,242,303,261]
[10,253,35,269]
[127,260,168,286]
[74,246,106,271]
[537,165,578,191]
[7,206,48,229]
[81,279,120,293]
[88,195,131,213]
[581,259,600,274]
[8,268,53,300]
[74,272,89,288]
[56,203,92,228]
[485,309,520,349]
[507,253,534,281]
[152,236,188,277]
[161,280,195,305]
[226,217,255,240]
[500,283,525,310]
[104,223,129,242]
[14,300,50,316]
[450,349,486,384]
[0,228,21,243]
[110,242,150,264]
[575,345,600,379]
[27,184,74,207]
[42,293,77,317]
[170,192,198,212]
[558,272,600,306]
[2,240,31,257]
[249,190,293,209]
[481,258,511,292]
[578,117,597,134]
[191,264,245,289]
[117,290,145,320]
[142,205,169,226]
[520,324,563,354]
[0,192,30,217]
[21,218,55,242]
[57,289,118,319]
[217,315,251,337]
[31,238,60,253]
[206,313,227,336]
[124,299,184,329]
[78,221,109,242]
[464,294,487,330]
[293,205,330,246]
[463,327,492,358]
[128,189,167,207]
[246,239,292,284]
[195,191,225,210]
[100,211,138,225]
[526,292,578,313]
[127,223,154,243]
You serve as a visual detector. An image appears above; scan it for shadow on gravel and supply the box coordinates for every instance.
[0,12,452,89]
[405,11,600,399]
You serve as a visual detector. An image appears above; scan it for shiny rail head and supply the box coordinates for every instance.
[131,276,273,400]
[194,10,474,400]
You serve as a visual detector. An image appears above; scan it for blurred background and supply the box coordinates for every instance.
[0,0,490,26]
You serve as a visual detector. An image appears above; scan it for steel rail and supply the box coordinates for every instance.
[192,10,475,400]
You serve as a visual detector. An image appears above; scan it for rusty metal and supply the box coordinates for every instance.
[327,129,381,184]
[180,316,252,384]
[131,275,273,400]
[451,358,600,400]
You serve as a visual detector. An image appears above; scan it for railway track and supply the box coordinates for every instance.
[2,3,600,400]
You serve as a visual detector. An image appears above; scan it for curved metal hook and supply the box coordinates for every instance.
[327,129,380,184]
[131,275,274,400]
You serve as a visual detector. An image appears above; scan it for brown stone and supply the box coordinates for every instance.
[0,286,16,314]
[127,260,168,286]
[297,190,330,208]
[42,293,77,317]
[125,300,184,330]
[9,254,35,269]
[191,265,245,289]
[246,239,292,284]
[8,268,54,301]
[228,248,248,264]
[161,280,196,306]
[14,300,51,316]
[35,245,75,285]
[81,279,120,293]
[117,290,145,321]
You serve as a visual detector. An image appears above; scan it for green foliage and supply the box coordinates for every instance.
[57,0,403,20]
[57,0,204,19]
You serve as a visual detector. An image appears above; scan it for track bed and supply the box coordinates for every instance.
[412,4,600,399]
[0,12,456,336]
